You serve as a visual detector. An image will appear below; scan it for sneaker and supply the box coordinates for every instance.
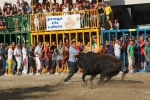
[61,72,64,75]
[119,71,123,73]
[8,74,13,76]
[36,73,41,75]
[55,72,59,75]
[4,73,8,76]
[110,28,113,30]
[29,73,34,75]
[63,81,70,84]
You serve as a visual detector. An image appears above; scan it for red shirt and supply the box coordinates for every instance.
[139,40,144,54]
[44,47,50,58]
[76,45,81,52]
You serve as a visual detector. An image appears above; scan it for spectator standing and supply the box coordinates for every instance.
[50,41,57,52]
[97,3,105,30]
[106,41,114,55]
[64,41,78,83]
[44,42,50,75]
[28,45,35,75]
[7,45,13,75]
[62,3,69,15]
[105,2,113,30]
[60,43,66,75]
[144,41,150,72]
[99,44,106,54]
[127,39,135,73]
[83,41,90,53]
[114,39,122,59]
[22,44,28,75]
[113,19,119,30]
[34,42,43,75]
[4,45,8,75]
[139,36,145,69]
[14,44,22,75]
[54,47,60,75]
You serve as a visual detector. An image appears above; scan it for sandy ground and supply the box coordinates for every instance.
[0,73,150,100]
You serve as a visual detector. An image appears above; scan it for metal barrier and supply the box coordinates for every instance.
[30,29,100,49]
[0,14,30,32]
[101,28,150,72]
[30,9,99,31]
[0,32,30,45]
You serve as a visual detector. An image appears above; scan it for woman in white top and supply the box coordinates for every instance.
[14,45,22,75]
[71,4,78,14]
[62,3,69,15]
[22,44,28,75]
[34,42,43,75]
[113,19,119,30]
[8,45,14,75]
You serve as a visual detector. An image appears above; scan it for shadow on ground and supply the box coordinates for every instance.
[0,82,63,100]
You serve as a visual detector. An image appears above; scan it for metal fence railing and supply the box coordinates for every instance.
[0,14,30,32]
[30,10,99,31]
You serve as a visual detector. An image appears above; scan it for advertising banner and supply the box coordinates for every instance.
[46,14,80,30]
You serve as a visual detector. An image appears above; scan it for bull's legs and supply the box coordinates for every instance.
[89,74,97,89]
[105,76,112,83]
[90,74,97,85]
[82,72,87,86]
[97,75,105,85]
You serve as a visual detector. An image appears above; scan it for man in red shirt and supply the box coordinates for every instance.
[76,41,81,52]
[139,36,145,69]
[44,42,50,74]
[76,41,82,74]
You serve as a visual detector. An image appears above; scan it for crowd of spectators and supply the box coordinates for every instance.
[0,0,120,30]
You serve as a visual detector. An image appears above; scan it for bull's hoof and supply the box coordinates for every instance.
[82,81,87,87]
[89,84,95,89]
[97,81,105,86]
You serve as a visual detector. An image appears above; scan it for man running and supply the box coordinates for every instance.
[64,41,79,83]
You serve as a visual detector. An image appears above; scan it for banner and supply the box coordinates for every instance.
[0,17,7,30]
[46,14,80,30]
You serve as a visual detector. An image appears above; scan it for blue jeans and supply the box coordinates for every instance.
[99,14,105,28]
[146,60,150,72]
[64,62,78,82]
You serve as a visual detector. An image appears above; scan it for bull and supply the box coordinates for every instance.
[76,52,128,86]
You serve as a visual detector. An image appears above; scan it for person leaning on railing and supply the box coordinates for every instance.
[4,7,12,17]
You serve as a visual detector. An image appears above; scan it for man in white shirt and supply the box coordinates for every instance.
[114,39,122,59]
[22,44,28,75]
[14,45,22,75]
[8,45,14,75]
[34,42,43,75]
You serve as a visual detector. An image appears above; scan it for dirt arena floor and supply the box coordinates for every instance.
[0,73,150,100]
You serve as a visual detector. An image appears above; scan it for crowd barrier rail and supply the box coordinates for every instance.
[0,14,30,32]
[101,28,150,72]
